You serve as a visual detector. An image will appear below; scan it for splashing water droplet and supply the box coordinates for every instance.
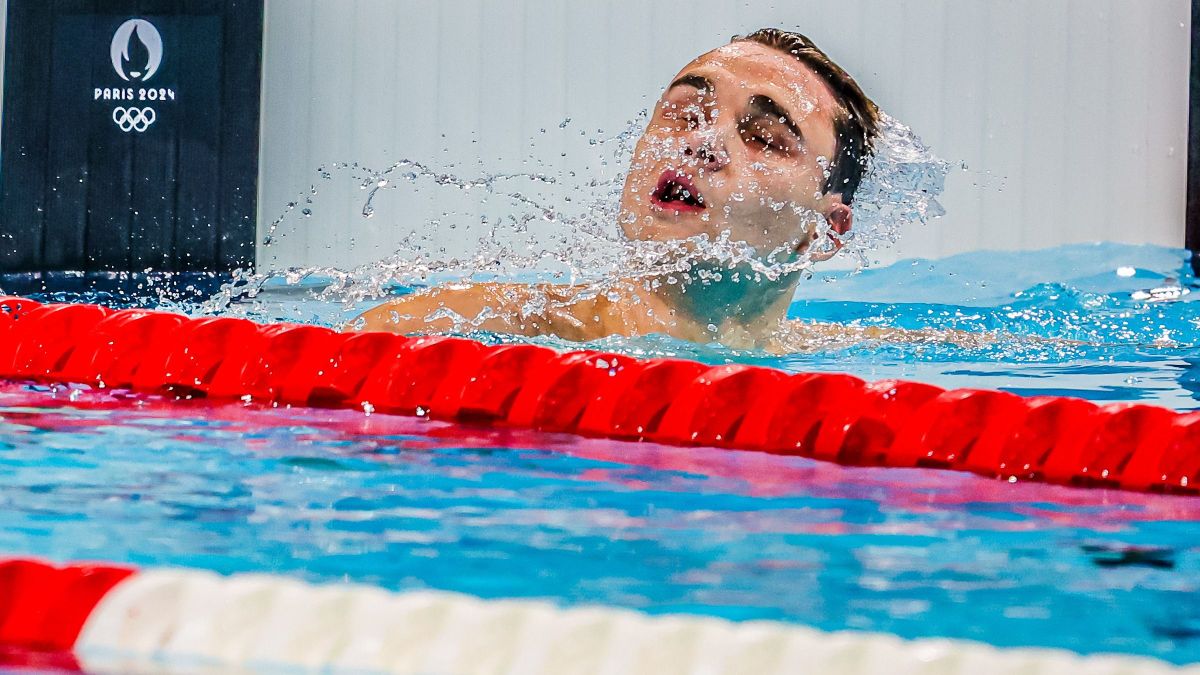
[202,106,945,341]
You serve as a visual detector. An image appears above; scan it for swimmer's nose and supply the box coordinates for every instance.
[683,136,729,173]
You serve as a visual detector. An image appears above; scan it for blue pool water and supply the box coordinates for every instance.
[4,242,1200,664]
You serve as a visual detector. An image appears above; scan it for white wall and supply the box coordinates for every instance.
[256,0,1192,271]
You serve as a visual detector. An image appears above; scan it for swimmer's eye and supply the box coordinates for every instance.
[662,104,705,131]
[739,122,790,155]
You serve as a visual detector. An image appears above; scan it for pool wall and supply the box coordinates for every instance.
[0,1,1188,273]
[252,0,1191,270]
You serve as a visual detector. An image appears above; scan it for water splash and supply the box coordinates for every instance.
[200,108,949,340]
[841,113,949,268]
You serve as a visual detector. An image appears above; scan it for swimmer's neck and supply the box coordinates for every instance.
[635,264,800,347]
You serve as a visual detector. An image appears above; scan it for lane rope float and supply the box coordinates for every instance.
[2,296,1199,495]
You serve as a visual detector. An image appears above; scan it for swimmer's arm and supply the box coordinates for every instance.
[347,283,590,337]
[347,284,530,335]
[847,323,996,347]
[770,321,1005,352]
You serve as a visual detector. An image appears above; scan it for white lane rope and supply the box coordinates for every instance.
[76,568,1197,675]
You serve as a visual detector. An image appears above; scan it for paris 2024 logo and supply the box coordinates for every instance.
[94,18,177,133]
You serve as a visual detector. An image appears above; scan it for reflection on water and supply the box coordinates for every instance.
[2,382,1200,663]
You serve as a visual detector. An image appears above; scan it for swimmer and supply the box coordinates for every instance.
[354,29,926,350]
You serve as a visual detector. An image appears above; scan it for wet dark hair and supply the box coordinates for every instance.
[733,28,880,204]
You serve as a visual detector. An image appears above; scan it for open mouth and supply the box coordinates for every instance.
[650,170,706,213]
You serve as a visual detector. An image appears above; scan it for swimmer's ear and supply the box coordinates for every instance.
[826,202,852,237]
[807,202,852,263]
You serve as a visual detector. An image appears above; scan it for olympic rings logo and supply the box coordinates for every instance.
[112,106,156,133]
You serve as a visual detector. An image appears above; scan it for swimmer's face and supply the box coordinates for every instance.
[618,41,853,259]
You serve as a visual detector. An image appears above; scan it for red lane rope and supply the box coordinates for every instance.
[0,558,133,663]
[2,297,1199,494]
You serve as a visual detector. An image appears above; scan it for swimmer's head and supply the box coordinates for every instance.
[618,29,880,262]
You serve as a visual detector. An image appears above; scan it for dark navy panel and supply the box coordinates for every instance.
[0,0,263,273]
[43,2,96,270]
[216,0,263,271]
[0,1,54,271]
[172,8,222,271]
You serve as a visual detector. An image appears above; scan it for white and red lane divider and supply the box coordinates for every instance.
[5,297,1200,495]
[0,558,1195,674]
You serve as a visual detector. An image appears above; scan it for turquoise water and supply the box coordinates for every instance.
[4,242,1200,664]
